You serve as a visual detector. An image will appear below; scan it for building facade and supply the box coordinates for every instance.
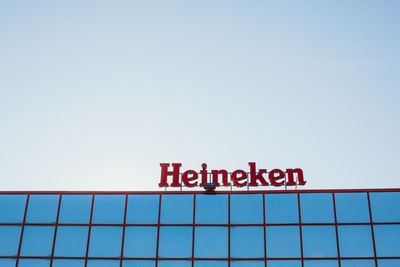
[0,189,399,267]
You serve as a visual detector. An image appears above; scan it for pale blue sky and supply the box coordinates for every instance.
[0,1,399,190]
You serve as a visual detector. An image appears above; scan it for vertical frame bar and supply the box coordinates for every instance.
[191,194,196,267]
[155,193,162,267]
[297,193,304,267]
[120,193,128,267]
[228,193,231,267]
[367,192,378,267]
[263,193,267,267]
[16,194,30,267]
[84,193,95,267]
[49,193,62,267]
[332,193,341,267]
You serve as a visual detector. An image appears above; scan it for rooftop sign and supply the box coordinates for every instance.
[158,162,306,189]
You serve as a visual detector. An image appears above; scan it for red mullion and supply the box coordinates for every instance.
[155,193,162,267]
[16,194,30,267]
[263,193,267,267]
[191,194,196,267]
[367,192,378,267]
[84,193,95,267]
[332,193,341,267]
[120,193,128,267]
[297,193,304,267]
[49,194,62,267]
[228,193,231,267]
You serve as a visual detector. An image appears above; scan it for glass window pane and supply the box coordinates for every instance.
[195,194,228,224]
[54,226,88,257]
[159,226,192,258]
[300,193,334,223]
[338,225,373,257]
[26,194,59,223]
[58,194,92,224]
[265,193,299,224]
[158,260,191,267]
[370,192,400,222]
[92,194,125,224]
[231,261,264,267]
[126,195,159,224]
[20,226,55,256]
[0,194,27,223]
[267,260,301,267]
[302,226,337,258]
[304,260,338,267]
[374,225,400,257]
[0,226,21,256]
[194,261,228,267]
[123,226,157,258]
[87,260,120,267]
[194,226,228,258]
[335,193,370,223]
[340,260,375,267]
[378,259,400,267]
[266,226,300,258]
[123,260,155,267]
[231,194,263,224]
[88,226,123,257]
[231,226,264,258]
[0,259,16,267]
[161,195,193,224]
[53,260,85,267]
[18,259,50,267]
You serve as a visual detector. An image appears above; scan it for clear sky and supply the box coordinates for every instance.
[0,1,399,191]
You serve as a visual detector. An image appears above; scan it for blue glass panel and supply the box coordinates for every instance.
[88,226,123,257]
[300,193,334,223]
[335,193,370,223]
[0,226,21,256]
[230,194,263,224]
[267,260,302,267]
[266,226,301,258]
[158,261,191,267]
[158,226,192,258]
[19,259,50,267]
[92,194,125,224]
[302,226,337,257]
[231,226,264,258]
[370,192,400,222]
[123,260,155,267]
[374,225,400,257]
[378,259,400,267]
[194,227,228,258]
[160,195,193,224]
[126,195,159,224]
[0,259,16,267]
[20,226,55,256]
[123,226,157,257]
[195,194,228,224]
[58,194,92,224]
[0,194,27,223]
[54,226,88,257]
[338,225,373,257]
[87,260,120,267]
[53,260,85,267]
[231,261,264,267]
[194,261,228,267]
[304,260,338,267]
[340,260,375,267]
[26,194,59,223]
[265,193,299,224]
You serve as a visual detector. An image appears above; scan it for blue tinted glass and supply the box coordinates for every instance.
[267,260,301,267]
[338,225,373,257]
[335,193,370,223]
[126,195,159,224]
[370,192,400,222]
[374,225,400,257]
[58,195,92,224]
[378,259,400,266]
[20,226,54,256]
[92,195,125,224]
[26,194,59,223]
[194,261,228,267]
[0,194,27,223]
[231,226,264,258]
[124,226,157,257]
[54,226,88,257]
[265,193,299,224]
[194,227,228,258]
[231,261,264,267]
[195,194,228,224]
[0,259,16,267]
[123,260,155,267]
[300,193,334,223]
[53,260,85,267]
[19,259,50,267]
[0,226,21,256]
[340,260,375,267]
[161,195,193,224]
[87,260,120,267]
[231,194,263,224]
[159,227,192,258]
[266,226,300,258]
[304,260,338,267]
[88,226,123,257]
[158,260,191,267]
[302,226,337,257]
